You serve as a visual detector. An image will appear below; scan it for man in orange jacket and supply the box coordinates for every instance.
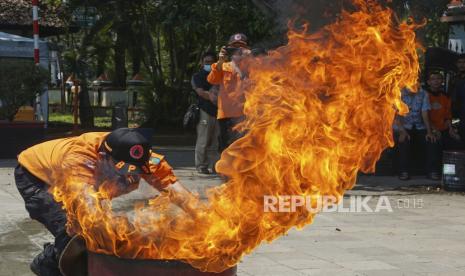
[15,128,195,275]
[207,33,251,152]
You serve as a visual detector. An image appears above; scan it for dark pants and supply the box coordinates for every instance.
[441,130,463,151]
[396,128,438,174]
[460,124,465,149]
[218,116,244,152]
[14,165,70,275]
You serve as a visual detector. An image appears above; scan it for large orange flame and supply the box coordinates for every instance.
[51,1,419,273]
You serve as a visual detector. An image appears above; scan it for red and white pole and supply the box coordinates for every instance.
[32,0,39,65]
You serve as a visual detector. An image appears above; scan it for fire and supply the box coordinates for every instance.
[51,0,419,273]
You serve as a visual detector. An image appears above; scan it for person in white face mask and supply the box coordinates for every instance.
[191,52,220,174]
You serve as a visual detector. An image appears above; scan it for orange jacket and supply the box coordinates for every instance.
[428,93,452,131]
[18,132,177,190]
[207,62,245,119]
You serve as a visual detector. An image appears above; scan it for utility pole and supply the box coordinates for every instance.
[32,0,40,65]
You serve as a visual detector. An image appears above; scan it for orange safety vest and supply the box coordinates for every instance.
[428,93,452,131]
[207,62,246,119]
[18,132,177,190]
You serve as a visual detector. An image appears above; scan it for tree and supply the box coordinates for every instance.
[388,0,450,47]
[47,0,275,127]
[0,60,49,121]
[47,0,452,128]
[252,0,451,47]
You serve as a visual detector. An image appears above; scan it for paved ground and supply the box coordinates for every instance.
[1,147,465,276]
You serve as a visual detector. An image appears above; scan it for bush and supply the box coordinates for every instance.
[0,59,49,121]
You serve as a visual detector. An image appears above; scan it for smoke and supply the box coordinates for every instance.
[93,154,140,199]
[253,0,355,49]
[271,0,346,31]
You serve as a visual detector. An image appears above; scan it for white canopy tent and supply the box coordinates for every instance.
[0,31,51,126]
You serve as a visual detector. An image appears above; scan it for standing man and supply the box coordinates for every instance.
[394,87,437,180]
[191,52,220,174]
[208,33,251,152]
[15,128,196,275]
[426,72,460,176]
[427,72,460,145]
[449,54,465,148]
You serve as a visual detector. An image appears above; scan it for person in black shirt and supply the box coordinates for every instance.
[449,54,465,149]
[191,52,220,174]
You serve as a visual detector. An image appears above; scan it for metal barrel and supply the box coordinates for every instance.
[87,251,237,276]
[442,150,465,192]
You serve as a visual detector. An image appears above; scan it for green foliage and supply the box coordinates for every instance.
[0,60,49,121]
[138,82,160,127]
[135,0,275,126]
[49,0,275,128]
[389,0,450,47]
[49,112,139,128]
[46,0,453,128]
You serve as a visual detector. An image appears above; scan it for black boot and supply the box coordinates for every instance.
[30,242,62,276]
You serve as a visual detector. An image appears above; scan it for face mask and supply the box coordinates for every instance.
[203,64,212,72]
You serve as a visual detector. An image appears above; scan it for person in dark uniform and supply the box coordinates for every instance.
[449,54,465,149]
[191,52,220,174]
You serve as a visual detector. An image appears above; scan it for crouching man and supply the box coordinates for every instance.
[15,128,196,275]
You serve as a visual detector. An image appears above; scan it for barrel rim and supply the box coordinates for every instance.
[443,150,465,154]
[87,251,238,271]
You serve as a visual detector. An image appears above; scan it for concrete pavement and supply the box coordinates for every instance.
[1,148,465,276]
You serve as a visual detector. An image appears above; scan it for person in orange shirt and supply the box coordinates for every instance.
[14,128,196,276]
[207,33,251,152]
[426,72,461,177]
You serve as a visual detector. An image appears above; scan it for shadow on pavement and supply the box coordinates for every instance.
[354,174,446,193]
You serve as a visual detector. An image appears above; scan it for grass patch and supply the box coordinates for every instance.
[49,112,139,128]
